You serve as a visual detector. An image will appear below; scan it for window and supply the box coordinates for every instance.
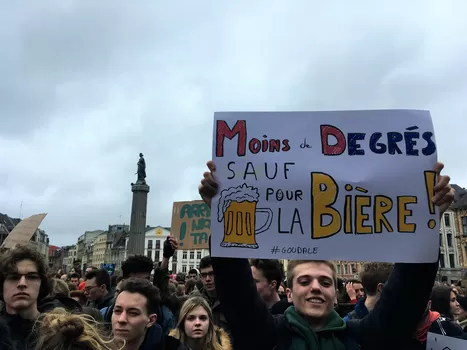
[156,240,161,249]
[155,250,160,261]
[182,251,187,259]
[444,214,451,227]
[439,234,443,247]
[147,250,152,259]
[172,263,177,273]
[172,254,177,262]
[182,265,187,273]
[189,265,194,270]
[343,265,347,274]
[351,264,356,273]
[337,264,341,274]
[197,251,202,259]
[462,217,467,236]
[440,254,445,268]
[447,234,453,247]
[449,254,456,268]
[190,251,195,259]
[147,240,153,249]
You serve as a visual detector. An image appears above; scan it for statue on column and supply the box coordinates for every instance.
[136,153,146,184]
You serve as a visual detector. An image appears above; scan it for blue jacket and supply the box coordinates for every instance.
[343,297,369,321]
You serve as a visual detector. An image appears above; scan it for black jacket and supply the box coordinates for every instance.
[38,295,83,313]
[90,290,115,310]
[0,313,36,350]
[211,256,437,350]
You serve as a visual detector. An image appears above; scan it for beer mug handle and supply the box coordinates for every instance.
[255,208,273,234]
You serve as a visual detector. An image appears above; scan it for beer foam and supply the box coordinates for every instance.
[217,183,259,221]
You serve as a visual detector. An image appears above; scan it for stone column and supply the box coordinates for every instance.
[127,183,150,257]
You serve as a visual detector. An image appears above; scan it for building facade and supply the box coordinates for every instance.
[107,224,129,271]
[438,210,463,283]
[335,261,362,279]
[143,226,208,274]
[177,248,210,274]
[27,229,49,261]
[67,246,78,272]
[145,226,171,268]
[76,230,104,271]
[453,207,467,269]
[92,232,108,268]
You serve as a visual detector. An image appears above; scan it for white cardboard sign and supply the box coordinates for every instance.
[1,213,47,249]
[210,110,439,263]
[427,332,467,349]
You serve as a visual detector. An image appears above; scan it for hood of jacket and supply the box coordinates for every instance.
[285,306,346,350]
[215,327,232,350]
[38,295,83,313]
[168,327,232,350]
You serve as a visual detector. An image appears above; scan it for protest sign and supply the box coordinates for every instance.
[427,332,466,349]
[1,213,47,249]
[171,200,210,250]
[210,110,438,263]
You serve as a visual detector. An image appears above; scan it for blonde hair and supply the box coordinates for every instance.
[50,278,71,296]
[34,308,122,350]
[170,296,224,350]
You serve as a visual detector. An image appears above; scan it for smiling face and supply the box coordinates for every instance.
[3,259,42,315]
[289,262,336,322]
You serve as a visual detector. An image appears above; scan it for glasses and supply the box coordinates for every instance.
[200,271,214,279]
[5,273,41,282]
[84,285,100,293]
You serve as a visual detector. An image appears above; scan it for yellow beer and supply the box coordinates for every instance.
[221,200,258,248]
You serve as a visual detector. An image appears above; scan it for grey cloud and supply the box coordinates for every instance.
[1,0,466,245]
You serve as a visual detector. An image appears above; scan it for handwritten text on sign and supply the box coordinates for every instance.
[210,110,438,263]
[171,200,210,250]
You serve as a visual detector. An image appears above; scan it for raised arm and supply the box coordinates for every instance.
[200,161,281,349]
[352,260,438,347]
[211,254,282,349]
[351,162,454,348]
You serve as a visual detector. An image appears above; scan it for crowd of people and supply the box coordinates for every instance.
[0,160,464,349]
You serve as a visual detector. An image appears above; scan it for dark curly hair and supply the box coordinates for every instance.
[121,255,153,278]
[0,246,50,303]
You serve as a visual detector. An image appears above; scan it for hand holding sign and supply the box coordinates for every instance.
[199,161,217,208]
[205,109,456,263]
[432,162,454,218]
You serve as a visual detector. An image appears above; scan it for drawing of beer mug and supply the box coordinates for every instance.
[217,184,273,249]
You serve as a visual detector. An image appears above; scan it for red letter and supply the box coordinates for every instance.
[321,125,346,156]
[216,120,247,157]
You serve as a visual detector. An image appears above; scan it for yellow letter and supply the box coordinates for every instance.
[374,195,393,233]
[397,196,417,233]
[311,173,341,239]
[355,196,372,234]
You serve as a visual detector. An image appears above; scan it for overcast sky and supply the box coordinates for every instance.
[1,1,466,246]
